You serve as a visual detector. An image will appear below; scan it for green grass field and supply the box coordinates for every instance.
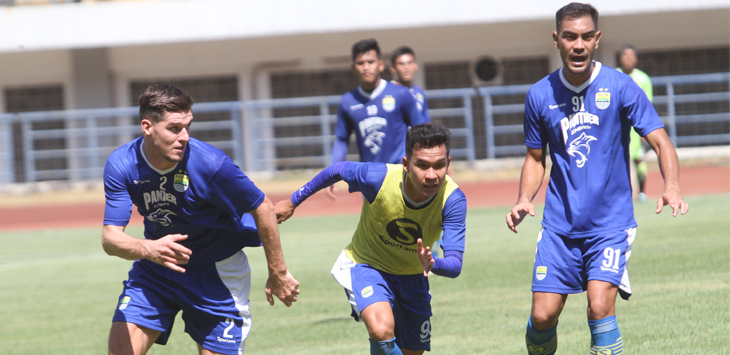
[0,194,727,354]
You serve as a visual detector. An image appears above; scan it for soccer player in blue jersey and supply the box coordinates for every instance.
[327,38,429,198]
[505,3,689,355]
[276,123,467,355]
[390,46,431,122]
[102,84,300,355]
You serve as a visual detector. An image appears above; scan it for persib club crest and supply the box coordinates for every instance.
[174,171,189,192]
[595,90,611,110]
[382,95,396,112]
[536,266,548,281]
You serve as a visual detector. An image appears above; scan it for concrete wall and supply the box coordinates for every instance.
[0,1,727,110]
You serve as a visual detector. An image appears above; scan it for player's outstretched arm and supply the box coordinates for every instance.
[506,147,545,233]
[417,238,435,277]
[644,129,689,217]
[101,224,191,273]
[326,137,350,200]
[250,196,300,307]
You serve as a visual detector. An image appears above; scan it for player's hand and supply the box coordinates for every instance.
[143,234,191,273]
[274,199,296,224]
[506,202,536,233]
[417,238,435,277]
[325,184,337,200]
[656,188,689,217]
[265,270,300,307]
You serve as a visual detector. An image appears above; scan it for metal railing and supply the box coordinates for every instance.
[0,72,727,186]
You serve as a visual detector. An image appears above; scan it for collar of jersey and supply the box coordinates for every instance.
[401,171,436,209]
[559,61,602,93]
[357,79,388,100]
[139,138,179,175]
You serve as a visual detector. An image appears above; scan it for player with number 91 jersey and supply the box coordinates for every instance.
[523,62,664,237]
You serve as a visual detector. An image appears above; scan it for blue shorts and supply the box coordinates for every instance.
[531,228,635,298]
[112,250,252,355]
[331,251,432,351]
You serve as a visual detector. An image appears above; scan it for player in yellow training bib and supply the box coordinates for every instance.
[276,123,467,355]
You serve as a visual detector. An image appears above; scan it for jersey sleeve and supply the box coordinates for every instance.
[207,158,266,218]
[439,188,467,253]
[420,91,431,122]
[523,88,546,149]
[335,100,354,141]
[103,158,133,226]
[290,162,387,206]
[330,136,349,164]
[403,89,428,126]
[621,78,664,137]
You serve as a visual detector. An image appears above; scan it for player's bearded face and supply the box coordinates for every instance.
[142,111,192,170]
[402,144,450,203]
[554,15,601,82]
[352,50,384,88]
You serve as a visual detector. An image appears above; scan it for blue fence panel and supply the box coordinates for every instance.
[0,72,726,186]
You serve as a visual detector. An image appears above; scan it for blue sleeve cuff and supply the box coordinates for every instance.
[431,250,463,278]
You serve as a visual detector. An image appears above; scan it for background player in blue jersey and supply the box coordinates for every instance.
[390,46,430,122]
[504,3,689,355]
[327,38,429,198]
[102,84,300,355]
[276,123,467,355]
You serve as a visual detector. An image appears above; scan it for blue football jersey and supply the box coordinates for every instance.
[103,137,265,265]
[335,79,429,164]
[524,62,664,236]
[410,85,431,121]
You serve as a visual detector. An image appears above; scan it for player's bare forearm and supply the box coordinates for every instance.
[517,147,546,204]
[251,196,301,305]
[101,224,191,272]
[102,224,144,260]
[252,197,289,275]
[646,129,681,192]
[506,147,545,232]
[645,129,689,216]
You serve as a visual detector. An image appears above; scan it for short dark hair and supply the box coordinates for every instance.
[619,44,637,56]
[138,84,193,123]
[406,123,451,158]
[352,38,381,61]
[617,44,638,65]
[555,2,598,32]
[390,46,416,65]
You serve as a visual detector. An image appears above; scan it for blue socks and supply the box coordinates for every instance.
[589,315,623,354]
[369,337,403,355]
[525,318,558,355]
